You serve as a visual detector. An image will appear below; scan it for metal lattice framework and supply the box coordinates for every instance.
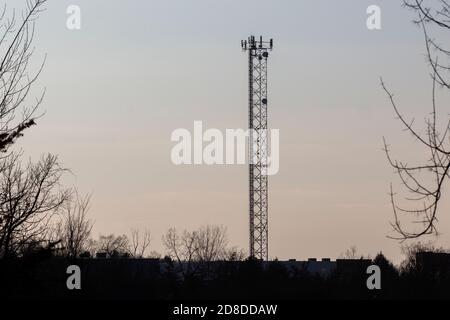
[241,36,273,261]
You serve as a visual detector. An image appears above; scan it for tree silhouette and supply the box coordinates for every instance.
[130,228,151,258]
[383,0,450,239]
[53,192,93,258]
[0,154,70,258]
[0,0,47,153]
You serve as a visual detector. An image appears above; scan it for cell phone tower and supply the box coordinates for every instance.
[241,35,273,261]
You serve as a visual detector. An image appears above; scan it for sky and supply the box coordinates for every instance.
[12,0,450,263]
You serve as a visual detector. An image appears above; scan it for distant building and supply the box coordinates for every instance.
[275,258,337,277]
[336,259,372,276]
[416,252,450,276]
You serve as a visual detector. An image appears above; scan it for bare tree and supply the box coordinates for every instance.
[54,192,93,258]
[0,0,47,153]
[383,0,450,239]
[162,225,231,263]
[194,225,228,262]
[129,228,151,258]
[400,241,447,273]
[0,153,70,258]
[163,227,201,277]
[223,246,247,261]
[94,234,130,258]
[162,225,244,277]
[162,227,198,265]
[339,246,360,259]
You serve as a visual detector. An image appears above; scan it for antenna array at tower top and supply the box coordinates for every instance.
[241,35,273,51]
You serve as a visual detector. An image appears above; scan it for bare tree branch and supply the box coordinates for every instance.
[0,0,47,153]
[383,0,450,239]
[130,228,151,258]
[0,153,71,258]
[53,191,93,258]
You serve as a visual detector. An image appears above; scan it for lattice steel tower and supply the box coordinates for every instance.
[241,36,273,261]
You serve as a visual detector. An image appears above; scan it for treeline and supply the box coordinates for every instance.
[1,244,450,300]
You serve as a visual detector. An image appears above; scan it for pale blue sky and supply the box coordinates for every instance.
[12,0,450,262]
